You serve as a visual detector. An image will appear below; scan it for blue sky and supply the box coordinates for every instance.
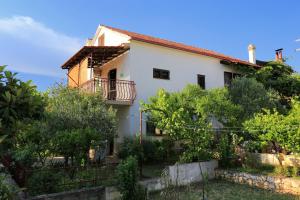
[0,0,300,90]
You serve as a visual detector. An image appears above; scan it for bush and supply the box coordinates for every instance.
[0,174,16,200]
[229,77,280,121]
[217,134,234,168]
[118,137,143,161]
[274,166,300,177]
[27,169,62,196]
[143,138,175,163]
[116,156,146,200]
[118,137,175,164]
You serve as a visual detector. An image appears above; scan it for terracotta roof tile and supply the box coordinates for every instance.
[103,25,260,68]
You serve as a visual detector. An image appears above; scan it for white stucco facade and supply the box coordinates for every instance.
[77,26,249,148]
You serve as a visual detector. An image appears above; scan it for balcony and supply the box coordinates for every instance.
[80,78,136,105]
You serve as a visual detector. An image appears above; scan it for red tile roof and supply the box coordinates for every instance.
[103,25,260,68]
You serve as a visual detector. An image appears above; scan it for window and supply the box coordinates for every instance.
[153,68,170,80]
[224,72,241,86]
[98,34,105,46]
[146,121,163,136]
[197,74,205,89]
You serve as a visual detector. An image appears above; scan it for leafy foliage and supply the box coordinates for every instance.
[253,61,300,103]
[116,156,146,200]
[243,99,300,154]
[118,137,175,164]
[229,77,281,121]
[0,174,16,200]
[46,85,117,165]
[27,169,62,196]
[141,85,240,162]
[13,120,52,167]
[0,65,45,151]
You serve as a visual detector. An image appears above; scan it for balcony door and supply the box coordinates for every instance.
[108,69,117,100]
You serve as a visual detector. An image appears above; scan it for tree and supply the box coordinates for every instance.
[141,85,240,162]
[116,156,146,200]
[13,120,53,167]
[46,85,116,165]
[0,65,45,152]
[254,61,300,103]
[229,77,281,121]
[243,99,300,156]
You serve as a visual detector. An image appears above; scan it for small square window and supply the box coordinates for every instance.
[146,121,163,136]
[153,68,170,80]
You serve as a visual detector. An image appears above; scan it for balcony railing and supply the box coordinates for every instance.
[80,78,136,105]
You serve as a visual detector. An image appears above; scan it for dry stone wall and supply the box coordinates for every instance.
[216,169,300,195]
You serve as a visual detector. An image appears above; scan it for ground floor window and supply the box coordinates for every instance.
[224,71,241,86]
[146,121,164,136]
[197,74,205,89]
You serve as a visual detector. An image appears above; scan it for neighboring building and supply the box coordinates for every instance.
[61,25,260,153]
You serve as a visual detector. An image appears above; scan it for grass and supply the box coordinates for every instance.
[150,180,300,200]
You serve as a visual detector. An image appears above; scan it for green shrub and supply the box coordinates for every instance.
[118,138,143,161]
[27,169,62,196]
[143,138,175,163]
[0,174,16,200]
[290,166,299,177]
[118,137,175,164]
[243,153,260,169]
[217,134,234,168]
[116,156,146,200]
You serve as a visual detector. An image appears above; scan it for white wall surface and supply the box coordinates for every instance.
[127,40,237,135]
[93,26,130,46]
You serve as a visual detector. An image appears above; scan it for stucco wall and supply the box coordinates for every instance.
[252,153,300,167]
[93,27,130,47]
[68,57,89,87]
[127,40,237,135]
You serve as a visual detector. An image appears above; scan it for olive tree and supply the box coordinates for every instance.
[47,85,117,165]
[229,77,281,121]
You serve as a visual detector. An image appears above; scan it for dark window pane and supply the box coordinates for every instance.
[153,68,170,80]
[233,73,241,79]
[197,74,205,89]
[224,72,233,86]
[146,121,155,136]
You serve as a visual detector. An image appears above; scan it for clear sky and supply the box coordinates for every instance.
[0,0,299,90]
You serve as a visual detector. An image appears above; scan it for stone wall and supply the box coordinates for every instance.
[29,186,105,200]
[216,169,300,195]
[251,153,300,167]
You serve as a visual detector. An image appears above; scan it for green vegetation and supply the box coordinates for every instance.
[116,156,146,200]
[1,60,300,197]
[150,180,300,200]
[0,174,17,200]
[141,85,240,162]
[244,99,300,155]
[229,77,281,121]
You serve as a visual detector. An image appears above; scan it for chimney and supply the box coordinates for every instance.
[248,44,256,64]
[275,48,283,62]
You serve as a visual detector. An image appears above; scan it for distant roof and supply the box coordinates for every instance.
[256,60,269,66]
[102,25,260,68]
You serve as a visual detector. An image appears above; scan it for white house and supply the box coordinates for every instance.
[61,25,260,154]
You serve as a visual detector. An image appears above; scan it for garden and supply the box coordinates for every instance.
[0,60,300,200]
